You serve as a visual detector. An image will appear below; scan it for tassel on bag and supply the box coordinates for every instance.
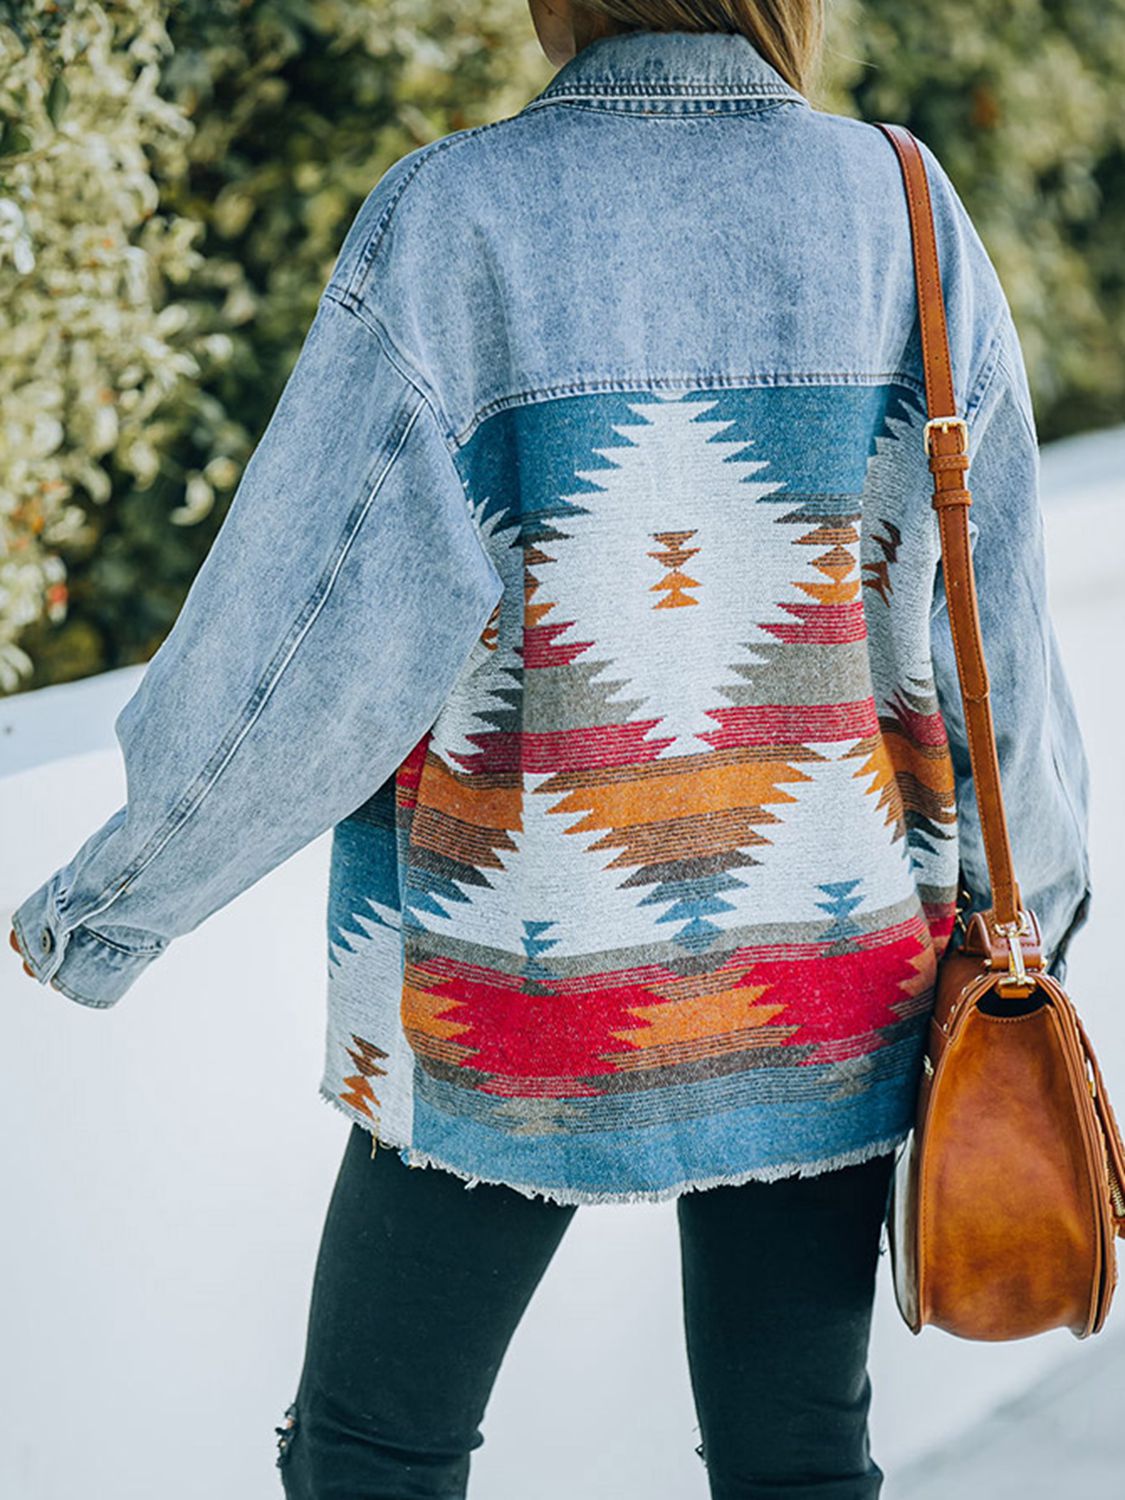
[875,121,1125,1341]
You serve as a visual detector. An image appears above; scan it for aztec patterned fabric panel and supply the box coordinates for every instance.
[322,381,960,1204]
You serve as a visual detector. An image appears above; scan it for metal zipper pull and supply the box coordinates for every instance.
[1086,1068,1125,1219]
[1108,1157,1125,1220]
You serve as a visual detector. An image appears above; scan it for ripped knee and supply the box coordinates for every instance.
[275,1400,299,1470]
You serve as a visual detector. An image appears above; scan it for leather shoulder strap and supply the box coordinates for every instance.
[874,121,1024,936]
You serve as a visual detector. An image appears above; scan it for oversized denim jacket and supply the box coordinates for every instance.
[11,30,1092,1203]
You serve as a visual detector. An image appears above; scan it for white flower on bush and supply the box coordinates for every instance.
[0,197,35,275]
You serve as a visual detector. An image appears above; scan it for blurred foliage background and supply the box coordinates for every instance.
[1,0,1122,693]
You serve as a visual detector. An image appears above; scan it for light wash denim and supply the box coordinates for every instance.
[12,32,1090,1191]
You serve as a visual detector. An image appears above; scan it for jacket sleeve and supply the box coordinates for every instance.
[931,304,1092,984]
[10,287,503,1008]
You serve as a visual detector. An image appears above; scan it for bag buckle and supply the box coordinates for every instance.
[993,909,1034,993]
[923,416,969,456]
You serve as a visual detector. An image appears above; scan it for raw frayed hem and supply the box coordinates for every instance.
[317,1083,910,1208]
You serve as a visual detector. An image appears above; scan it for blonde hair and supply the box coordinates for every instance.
[573,2,826,97]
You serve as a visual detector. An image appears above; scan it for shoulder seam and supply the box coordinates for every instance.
[322,288,440,415]
[965,316,1036,450]
[964,317,1006,432]
[321,287,459,449]
[320,289,484,542]
[995,326,1038,449]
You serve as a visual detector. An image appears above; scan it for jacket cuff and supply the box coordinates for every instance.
[10,881,166,1009]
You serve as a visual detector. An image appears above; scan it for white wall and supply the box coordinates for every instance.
[1,428,1123,1500]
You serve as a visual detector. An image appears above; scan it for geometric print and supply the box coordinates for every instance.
[321,381,960,1204]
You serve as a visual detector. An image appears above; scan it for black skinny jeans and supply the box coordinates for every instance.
[276,1123,896,1500]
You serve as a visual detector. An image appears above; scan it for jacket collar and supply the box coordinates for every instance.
[520,28,808,113]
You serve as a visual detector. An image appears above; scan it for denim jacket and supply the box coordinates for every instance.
[11,29,1091,1203]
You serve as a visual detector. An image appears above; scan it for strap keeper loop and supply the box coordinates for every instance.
[931,488,973,510]
[929,451,971,474]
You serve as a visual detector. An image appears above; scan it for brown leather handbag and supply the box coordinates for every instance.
[875,121,1125,1341]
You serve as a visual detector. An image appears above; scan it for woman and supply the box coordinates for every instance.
[10,3,1091,1496]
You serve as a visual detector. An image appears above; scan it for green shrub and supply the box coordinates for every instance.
[0,0,211,691]
[2,0,546,692]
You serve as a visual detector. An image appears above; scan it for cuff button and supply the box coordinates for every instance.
[40,928,54,954]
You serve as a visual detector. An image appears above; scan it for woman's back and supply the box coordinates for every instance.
[313,30,1089,1200]
[12,29,1090,1207]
